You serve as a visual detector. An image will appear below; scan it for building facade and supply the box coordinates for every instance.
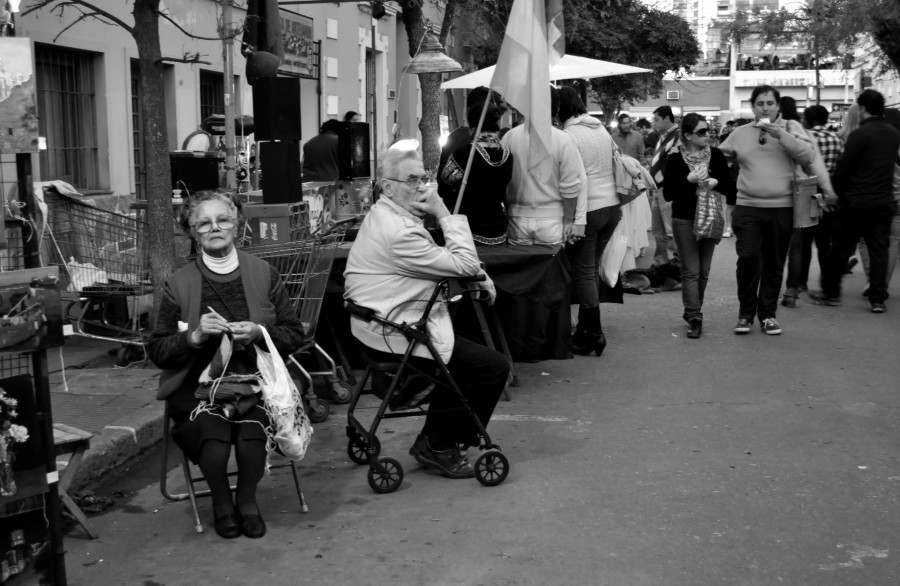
[2,0,446,200]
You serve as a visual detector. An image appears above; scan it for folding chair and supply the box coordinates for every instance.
[159,405,308,534]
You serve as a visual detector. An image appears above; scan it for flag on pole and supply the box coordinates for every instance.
[546,0,565,66]
[490,0,553,184]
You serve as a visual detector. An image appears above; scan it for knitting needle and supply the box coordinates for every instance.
[207,306,233,331]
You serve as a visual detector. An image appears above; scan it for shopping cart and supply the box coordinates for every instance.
[243,216,358,422]
[41,196,152,365]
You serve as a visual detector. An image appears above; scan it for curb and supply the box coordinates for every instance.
[68,402,165,491]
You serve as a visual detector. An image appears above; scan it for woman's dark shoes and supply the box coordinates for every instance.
[213,512,241,539]
[573,332,606,356]
[687,319,703,339]
[239,511,267,539]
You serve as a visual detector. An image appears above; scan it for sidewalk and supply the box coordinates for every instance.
[47,336,164,491]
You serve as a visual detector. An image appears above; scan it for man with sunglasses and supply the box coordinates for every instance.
[718,85,815,335]
[344,145,508,480]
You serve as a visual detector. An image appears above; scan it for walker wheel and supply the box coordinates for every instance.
[347,435,380,465]
[474,449,509,487]
[330,380,353,405]
[367,457,403,494]
[306,398,330,423]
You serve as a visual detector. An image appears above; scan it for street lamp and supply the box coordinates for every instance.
[402,31,462,75]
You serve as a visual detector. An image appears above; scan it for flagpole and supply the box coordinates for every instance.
[453,90,493,215]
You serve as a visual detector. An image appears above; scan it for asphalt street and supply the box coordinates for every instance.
[58,239,900,586]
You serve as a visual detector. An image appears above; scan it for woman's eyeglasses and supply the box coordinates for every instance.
[758,130,767,145]
[692,128,709,136]
[194,217,236,233]
[386,175,432,189]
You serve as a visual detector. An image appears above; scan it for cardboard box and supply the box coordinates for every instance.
[242,202,309,245]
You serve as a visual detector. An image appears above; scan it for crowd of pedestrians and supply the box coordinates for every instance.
[437,84,899,344]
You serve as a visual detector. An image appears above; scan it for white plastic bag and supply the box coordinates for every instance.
[255,326,313,461]
[66,258,109,291]
[599,224,628,287]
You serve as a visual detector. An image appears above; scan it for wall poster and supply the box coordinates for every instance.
[280,10,318,80]
[0,37,39,154]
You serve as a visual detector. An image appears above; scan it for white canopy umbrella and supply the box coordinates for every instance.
[441,54,651,89]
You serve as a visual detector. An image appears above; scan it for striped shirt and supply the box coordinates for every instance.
[650,125,681,187]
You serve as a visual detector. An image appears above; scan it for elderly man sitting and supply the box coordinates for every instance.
[344,144,509,479]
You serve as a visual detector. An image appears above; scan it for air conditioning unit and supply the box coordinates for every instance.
[667,90,681,100]
[388,89,397,100]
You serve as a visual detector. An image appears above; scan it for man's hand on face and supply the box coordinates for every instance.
[409,187,450,220]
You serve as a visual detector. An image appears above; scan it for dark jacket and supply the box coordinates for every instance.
[302,131,340,182]
[663,147,736,221]
[832,117,900,207]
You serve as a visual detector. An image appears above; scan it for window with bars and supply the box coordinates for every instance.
[199,70,225,123]
[130,61,145,200]
[34,44,100,190]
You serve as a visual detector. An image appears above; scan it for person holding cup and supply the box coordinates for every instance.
[663,114,736,338]
[718,85,815,336]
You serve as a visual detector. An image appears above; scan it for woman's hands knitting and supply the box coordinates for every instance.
[189,308,232,346]
[230,322,262,344]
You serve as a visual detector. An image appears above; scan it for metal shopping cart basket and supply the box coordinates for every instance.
[40,196,152,365]
[243,216,358,422]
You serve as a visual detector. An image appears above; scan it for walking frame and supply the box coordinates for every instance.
[344,276,511,494]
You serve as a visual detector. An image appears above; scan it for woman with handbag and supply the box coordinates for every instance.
[718,85,815,336]
[663,114,736,338]
[148,190,307,539]
[557,86,621,356]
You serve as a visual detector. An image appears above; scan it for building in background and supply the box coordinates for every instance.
[1,0,446,201]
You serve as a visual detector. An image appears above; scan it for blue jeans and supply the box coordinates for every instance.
[731,205,793,321]
[672,218,717,322]
[570,206,621,307]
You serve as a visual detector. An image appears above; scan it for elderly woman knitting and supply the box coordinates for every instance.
[148,190,306,539]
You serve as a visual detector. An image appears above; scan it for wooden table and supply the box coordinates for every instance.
[53,423,98,539]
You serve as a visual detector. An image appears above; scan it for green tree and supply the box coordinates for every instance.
[718,0,871,102]
[449,0,698,123]
[870,0,900,74]
[566,0,700,122]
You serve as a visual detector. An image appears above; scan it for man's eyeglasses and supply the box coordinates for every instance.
[385,175,431,189]
[193,217,236,233]
[692,128,709,136]
[758,130,767,145]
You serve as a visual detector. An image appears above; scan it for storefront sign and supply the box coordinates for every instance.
[280,11,317,79]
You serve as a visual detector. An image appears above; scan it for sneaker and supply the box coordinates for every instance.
[845,256,859,275]
[722,229,733,238]
[781,295,798,308]
[808,289,841,307]
[871,302,886,313]
[734,318,752,334]
[409,435,474,479]
[760,317,782,335]
[686,319,702,339]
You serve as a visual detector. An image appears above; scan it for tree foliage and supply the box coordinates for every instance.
[449,0,699,121]
[870,0,900,74]
[719,0,868,61]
